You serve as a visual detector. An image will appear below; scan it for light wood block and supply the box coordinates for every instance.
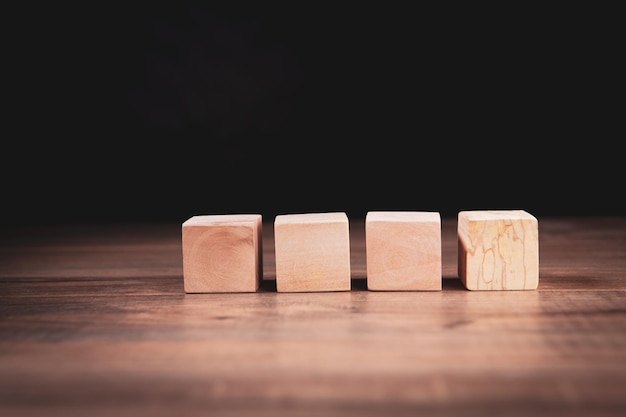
[366,211,442,291]
[458,210,539,291]
[274,212,351,292]
[182,214,262,293]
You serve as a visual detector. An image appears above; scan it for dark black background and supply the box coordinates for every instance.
[3,4,622,228]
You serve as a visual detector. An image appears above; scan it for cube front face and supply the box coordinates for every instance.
[458,210,539,291]
[182,214,262,293]
[274,212,351,292]
[366,211,442,291]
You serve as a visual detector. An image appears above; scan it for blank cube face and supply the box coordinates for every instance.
[274,212,351,292]
[182,214,262,293]
[366,211,442,291]
[458,210,539,291]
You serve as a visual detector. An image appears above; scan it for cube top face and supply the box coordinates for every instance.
[182,214,262,293]
[366,211,441,224]
[183,214,262,227]
[366,211,442,291]
[274,212,351,292]
[458,210,536,223]
[458,210,539,291]
[274,211,348,226]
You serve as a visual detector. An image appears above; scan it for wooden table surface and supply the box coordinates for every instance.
[1,216,625,417]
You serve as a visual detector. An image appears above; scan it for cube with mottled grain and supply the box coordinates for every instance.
[366,211,442,291]
[182,214,262,293]
[458,210,539,291]
[274,212,351,292]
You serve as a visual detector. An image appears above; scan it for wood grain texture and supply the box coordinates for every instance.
[366,211,441,291]
[182,214,262,293]
[274,212,351,292]
[458,210,539,291]
[1,216,625,417]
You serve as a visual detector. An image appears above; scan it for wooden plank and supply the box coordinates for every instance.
[0,217,625,417]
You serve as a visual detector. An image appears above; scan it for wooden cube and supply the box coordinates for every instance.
[182,214,262,293]
[366,211,442,291]
[274,212,351,292]
[458,210,539,291]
